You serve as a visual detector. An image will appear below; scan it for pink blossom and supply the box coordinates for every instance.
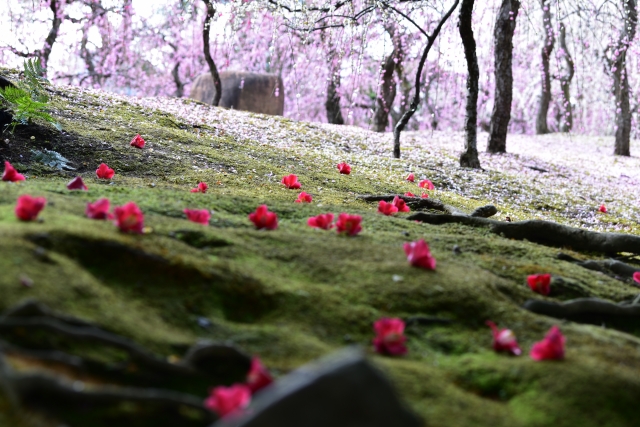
[377,200,398,216]
[66,176,88,191]
[113,202,144,234]
[2,161,25,182]
[335,213,362,236]
[295,191,312,203]
[598,204,607,213]
[486,321,521,356]
[190,182,209,193]
[96,163,115,179]
[406,173,415,182]
[421,193,429,198]
[281,174,301,189]
[392,196,410,212]
[530,326,565,361]
[15,195,46,221]
[337,162,351,174]
[184,208,210,225]
[86,198,113,220]
[249,205,278,230]
[633,272,640,284]
[527,274,551,296]
[404,192,415,197]
[373,318,407,356]
[246,357,273,393]
[307,213,334,230]
[419,179,435,190]
[403,239,436,270]
[204,384,251,417]
[130,134,145,148]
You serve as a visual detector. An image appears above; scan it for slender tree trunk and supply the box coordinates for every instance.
[458,0,481,169]
[557,23,574,132]
[487,0,520,153]
[535,0,555,135]
[39,0,64,76]
[325,72,344,125]
[373,50,397,131]
[613,0,637,156]
[202,0,221,106]
[172,62,185,98]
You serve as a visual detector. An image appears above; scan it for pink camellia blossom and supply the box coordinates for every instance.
[66,176,88,191]
[486,321,521,356]
[598,204,607,213]
[113,201,144,234]
[130,133,145,148]
[15,195,46,221]
[96,163,115,179]
[392,196,410,213]
[86,198,113,220]
[249,205,278,230]
[378,200,398,216]
[337,162,351,174]
[403,239,436,270]
[421,193,429,198]
[204,384,251,417]
[404,192,415,197]
[190,182,209,193]
[406,173,415,182]
[281,174,301,189]
[307,213,335,230]
[530,326,565,361]
[419,179,435,190]
[246,357,273,393]
[527,274,551,296]
[184,208,210,225]
[335,213,362,236]
[2,161,25,182]
[633,271,640,284]
[295,191,313,203]
[373,317,407,356]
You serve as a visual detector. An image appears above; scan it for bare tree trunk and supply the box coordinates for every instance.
[373,26,402,132]
[325,72,344,124]
[202,0,221,106]
[172,63,185,98]
[535,0,555,135]
[38,0,64,76]
[557,23,574,133]
[612,0,637,156]
[393,0,459,159]
[458,0,481,169]
[487,0,520,153]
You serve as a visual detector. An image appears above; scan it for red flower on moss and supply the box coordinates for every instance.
[392,196,410,213]
[66,176,88,191]
[419,179,435,190]
[406,173,415,182]
[337,162,351,175]
[113,201,144,234]
[15,195,46,221]
[96,163,115,179]
[373,317,407,356]
[249,205,278,230]
[2,161,25,182]
[633,272,640,284]
[307,213,334,230]
[403,239,436,270]
[530,326,565,361]
[204,384,251,417]
[184,208,210,225]
[404,192,415,197]
[378,200,398,216]
[486,321,521,356]
[130,134,145,148]
[335,213,362,236]
[86,198,113,220]
[190,182,209,193]
[527,274,551,296]
[281,174,301,189]
[598,204,607,213]
[421,193,429,198]
[246,357,273,394]
[295,191,312,203]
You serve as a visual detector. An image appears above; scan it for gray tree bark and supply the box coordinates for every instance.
[535,0,555,135]
[373,26,403,132]
[202,0,222,106]
[487,0,520,153]
[325,72,345,125]
[557,23,574,133]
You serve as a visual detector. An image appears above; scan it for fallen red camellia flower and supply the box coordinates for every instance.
[421,193,429,198]
[96,163,115,179]
[2,161,25,182]
[249,205,278,230]
[113,201,144,234]
[246,357,273,394]
[527,273,551,296]
[419,179,435,190]
[335,213,362,236]
[403,239,436,270]
[633,272,640,284]
[66,176,88,191]
[486,321,522,356]
[15,195,46,221]
[307,213,334,230]
[530,325,565,361]
[184,208,210,225]
[281,174,301,189]
[404,192,415,197]
[295,191,313,203]
[204,384,251,417]
[337,162,351,174]
[392,196,410,212]
[86,198,113,220]
[406,173,415,182]
[598,204,607,213]
[190,182,209,193]
[373,317,407,356]
[130,134,145,148]
[377,200,398,216]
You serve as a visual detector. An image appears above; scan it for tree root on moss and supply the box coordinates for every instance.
[556,253,640,283]
[357,194,497,218]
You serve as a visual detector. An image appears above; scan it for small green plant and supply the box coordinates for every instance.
[0,58,61,133]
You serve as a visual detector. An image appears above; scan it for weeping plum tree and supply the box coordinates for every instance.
[556,23,574,132]
[535,0,555,135]
[202,0,222,106]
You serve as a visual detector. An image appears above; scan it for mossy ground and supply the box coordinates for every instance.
[2,67,640,427]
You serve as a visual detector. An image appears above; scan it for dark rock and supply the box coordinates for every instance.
[0,75,15,129]
[212,347,421,427]
[470,204,498,218]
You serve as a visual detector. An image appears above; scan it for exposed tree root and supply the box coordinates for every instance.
[557,253,640,283]
[357,195,496,218]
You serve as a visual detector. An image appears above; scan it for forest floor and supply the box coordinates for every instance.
[2,65,640,427]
